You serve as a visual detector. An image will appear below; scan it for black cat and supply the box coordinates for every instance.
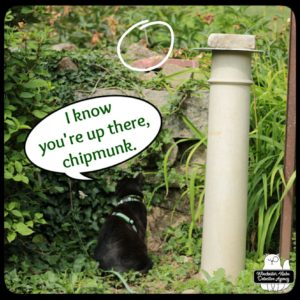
[94,174,153,273]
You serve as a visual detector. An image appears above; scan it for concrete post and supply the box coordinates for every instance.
[199,34,257,282]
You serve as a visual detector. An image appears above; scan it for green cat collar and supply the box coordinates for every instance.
[112,212,137,233]
[117,195,142,206]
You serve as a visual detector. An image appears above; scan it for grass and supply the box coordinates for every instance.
[5,221,296,294]
[247,44,295,256]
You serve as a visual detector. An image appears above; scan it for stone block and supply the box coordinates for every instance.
[208,33,256,50]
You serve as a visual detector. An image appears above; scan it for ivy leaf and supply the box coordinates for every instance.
[34,213,47,224]
[32,110,47,119]
[17,133,27,143]
[23,79,48,89]
[11,210,22,217]
[5,82,13,92]
[12,174,29,184]
[7,202,17,211]
[4,170,13,179]
[21,175,29,184]
[15,161,23,173]
[14,222,34,236]
[32,234,46,244]
[34,212,43,219]
[26,220,34,228]
[20,92,35,98]
[12,174,22,182]
[7,231,17,243]
[54,186,64,193]
[4,221,11,229]
[4,133,11,143]
[21,7,33,14]
[19,124,31,130]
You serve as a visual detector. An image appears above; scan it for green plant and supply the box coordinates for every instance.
[4,10,56,244]
[247,35,295,256]
[163,222,202,263]
[4,201,47,243]
[162,112,207,255]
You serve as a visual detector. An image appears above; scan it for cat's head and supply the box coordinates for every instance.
[115,173,145,198]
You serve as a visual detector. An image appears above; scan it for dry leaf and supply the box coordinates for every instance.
[63,6,72,16]
[18,21,25,29]
[172,48,184,58]
[196,52,204,59]
[202,13,214,25]
[138,39,148,48]
[46,6,52,13]
[49,10,62,26]
[106,15,118,36]
[91,32,102,45]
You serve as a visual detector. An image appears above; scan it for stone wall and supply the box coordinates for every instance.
[76,88,209,139]
[76,88,209,213]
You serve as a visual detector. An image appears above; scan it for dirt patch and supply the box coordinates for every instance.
[147,206,191,253]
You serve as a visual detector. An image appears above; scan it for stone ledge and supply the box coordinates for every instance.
[75,88,209,138]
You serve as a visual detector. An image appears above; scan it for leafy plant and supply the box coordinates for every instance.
[163,222,202,263]
[247,37,295,256]
[4,201,46,243]
[4,10,56,243]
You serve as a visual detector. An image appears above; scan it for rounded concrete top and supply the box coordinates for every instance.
[193,33,263,52]
[208,33,256,50]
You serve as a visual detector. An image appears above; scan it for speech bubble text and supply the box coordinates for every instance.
[25,96,162,180]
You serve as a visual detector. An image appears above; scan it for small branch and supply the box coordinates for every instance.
[90,64,109,72]
[68,178,73,208]
[89,77,101,96]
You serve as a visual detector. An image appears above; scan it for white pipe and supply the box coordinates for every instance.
[200,34,256,282]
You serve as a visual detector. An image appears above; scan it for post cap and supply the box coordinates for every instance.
[192,33,263,53]
[208,33,256,50]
